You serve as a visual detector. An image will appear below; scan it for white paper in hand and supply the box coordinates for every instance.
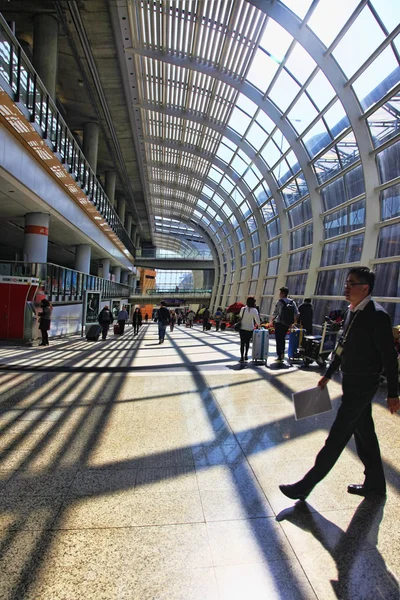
[292,386,332,421]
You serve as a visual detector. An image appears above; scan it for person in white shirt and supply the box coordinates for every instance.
[238,297,260,362]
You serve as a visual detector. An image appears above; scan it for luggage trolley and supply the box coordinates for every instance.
[299,320,342,369]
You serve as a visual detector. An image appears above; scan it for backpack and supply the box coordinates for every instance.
[280,299,295,326]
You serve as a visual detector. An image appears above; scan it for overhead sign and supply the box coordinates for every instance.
[0,276,40,285]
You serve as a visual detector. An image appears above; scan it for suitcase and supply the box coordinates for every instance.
[114,323,120,334]
[220,322,226,331]
[252,329,269,363]
[288,328,303,359]
[86,325,102,341]
[206,322,212,331]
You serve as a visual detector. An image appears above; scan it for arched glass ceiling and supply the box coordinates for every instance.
[121,0,400,320]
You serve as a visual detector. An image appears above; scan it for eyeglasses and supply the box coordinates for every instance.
[344,281,367,287]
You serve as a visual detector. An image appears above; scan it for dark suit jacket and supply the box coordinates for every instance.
[325,300,398,397]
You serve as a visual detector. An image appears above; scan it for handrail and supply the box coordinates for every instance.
[0,15,135,257]
[0,260,131,302]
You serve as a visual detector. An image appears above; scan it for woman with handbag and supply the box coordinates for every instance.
[238,297,260,362]
[38,298,53,346]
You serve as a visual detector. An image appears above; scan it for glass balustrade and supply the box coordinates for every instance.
[0,15,135,257]
[0,261,131,302]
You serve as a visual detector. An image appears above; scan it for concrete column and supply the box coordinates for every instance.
[105,170,117,207]
[23,213,50,263]
[113,266,121,283]
[128,273,135,288]
[74,244,91,274]
[33,14,58,101]
[98,258,110,280]
[131,224,137,243]
[135,233,141,249]
[126,214,133,236]
[117,197,126,225]
[83,122,99,173]
[121,271,129,284]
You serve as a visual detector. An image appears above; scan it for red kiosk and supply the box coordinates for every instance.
[0,275,40,342]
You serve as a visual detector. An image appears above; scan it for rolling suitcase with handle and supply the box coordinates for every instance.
[86,325,102,341]
[288,327,303,360]
[252,329,269,363]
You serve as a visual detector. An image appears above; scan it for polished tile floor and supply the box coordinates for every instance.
[0,323,398,599]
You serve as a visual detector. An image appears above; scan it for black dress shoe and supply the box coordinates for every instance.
[279,483,311,501]
[347,484,386,497]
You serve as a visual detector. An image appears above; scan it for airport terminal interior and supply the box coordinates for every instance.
[0,1,399,598]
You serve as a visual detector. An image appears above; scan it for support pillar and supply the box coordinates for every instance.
[98,258,110,280]
[113,266,121,283]
[121,271,129,284]
[83,122,99,173]
[117,197,126,225]
[135,234,141,249]
[126,214,133,236]
[128,273,135,288]
[23,213,50,262]
[105,170,117,207]
[74,244,91,274]
[131,224,137,243]
[33,14,59,101]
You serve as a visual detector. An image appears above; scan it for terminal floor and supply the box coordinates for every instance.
[0,323,398,600]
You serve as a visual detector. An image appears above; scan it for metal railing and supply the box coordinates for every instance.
[136,249,213,260]
[0,261,131,302]
[0,15,135,257]
[131,287,212,296]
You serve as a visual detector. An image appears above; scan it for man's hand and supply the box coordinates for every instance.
[387,397,400,414]
[318,376,330,390]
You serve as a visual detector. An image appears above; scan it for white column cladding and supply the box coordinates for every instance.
[98,258,110,280]
[83,122,99,173]
[23,213,50,262]
[32,14,59,101]
[113,266,121,283]
[74,244,91,274]
[121,271,129,284]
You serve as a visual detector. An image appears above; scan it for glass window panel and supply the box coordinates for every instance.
[267,258,280,276]
[253,247,261,262]
[251,264,260,278]
[321,177,346,211]
[381,183,400,221]
[263,278,276,295]
[306,70,336,111]
[288,198,312,228]
[337,132,359,170]
[370,0,400,33]
[368,99,400,149]
[347,233,364,262]
[333,7,385,78]
[236,226,243,241]
[220,176,235,194]
[345,165,365,199]
[268,238,282,257]
[373,262,400,297]
[269,70,301,112]
[241,254,247,268]
[228,107,251,136]
[273,159,292,187]
[272,130,290,153]
[239,240,246,254]
[201,185,213,198]
[352,47,399,112]
[256,110,275,134]
[377,139,400,184]
[287,93,319,134]
[247,49,279,93]
[243,168,259,191]
[323,199,365,238]
[246,216,257,232]
[281,181,301,207]
[259,19,293,62]
[281,0,313,19]
[266,218,280,238]
[324,101,350,138]
[290,223,313,249]
[216,142,235,164]
[262,204,277,223]
[208,167,223,183]
[255,185,269,206]
[285,43,316,84]
[231,155,247,176]
[261,139,281,167]
[285,274,307,295]
[314,146,341,184]
[249,280,258,294]
[250,230,260,245]
[238,201,251,217]
[302,119,331,159]
[246,121,267,150]
[308,0,360,48]
[288,248,311,271]
[315,267,348,296]
[377,224,400,258]
[313,298,349,325]
[236,93,258,117]
[321,237,348,266]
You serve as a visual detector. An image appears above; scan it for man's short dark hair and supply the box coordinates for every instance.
[160,301,166,306]
[347,266,375,293]
[304,298,311,303]
[279,286,289,296]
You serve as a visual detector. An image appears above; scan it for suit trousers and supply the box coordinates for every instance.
[300,374,386,493]
[274,322,288,358]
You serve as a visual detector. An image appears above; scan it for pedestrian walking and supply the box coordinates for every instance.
[158,301,170,343]
[269,286,298,361]
[214,307,223,331]
[280,267,400,502]
[238,297,260,362]
[98,305,113,340]
[132,307,142,335]
[117,305,129,334]
[170,310,176,332]
[297,298,314,335]
[38,299,52,346]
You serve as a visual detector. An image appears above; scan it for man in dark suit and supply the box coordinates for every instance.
[280,266,399,500]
